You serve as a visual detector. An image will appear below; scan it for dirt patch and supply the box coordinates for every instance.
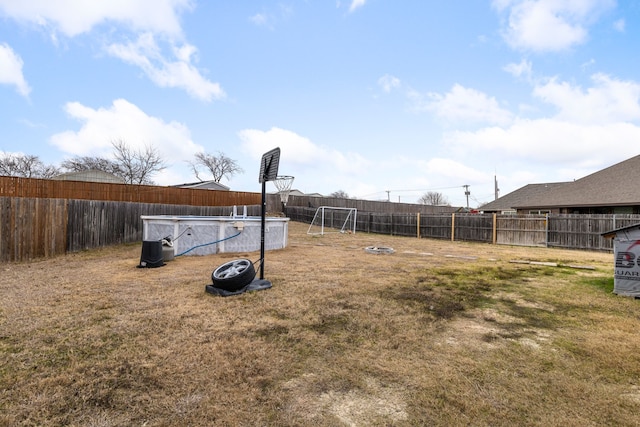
[284,375,407,425]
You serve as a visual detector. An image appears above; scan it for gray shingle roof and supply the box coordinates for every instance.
[481,182,569,212]
[53,170,125,184]
[515,154,640,209]
[174,180,230,191]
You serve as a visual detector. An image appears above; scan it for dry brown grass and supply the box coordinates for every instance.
[1,221,639,426]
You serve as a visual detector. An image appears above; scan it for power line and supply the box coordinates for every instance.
[391,185,466,193]
[360,185,466,199]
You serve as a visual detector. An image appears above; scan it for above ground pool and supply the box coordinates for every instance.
[141,213,289,256]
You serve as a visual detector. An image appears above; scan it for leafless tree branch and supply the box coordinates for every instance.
[189,151,243,183]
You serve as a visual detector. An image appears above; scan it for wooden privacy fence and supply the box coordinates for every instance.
[0,197,261,262]
[0,176,263,262]
[286,206,640,252]
[0,197,67,262]
[5,195,640,262]
[284,194,457,215]
[0,176,261,206]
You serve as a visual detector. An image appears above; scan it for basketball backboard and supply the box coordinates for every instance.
[258,147,281,183]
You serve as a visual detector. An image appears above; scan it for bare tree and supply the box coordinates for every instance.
[60,156,122,176]
[0,152,60,178]
[111,139,166,185]
[417,191,450,206]
[330,190,350,198]
[189,151,243,182]
[60,140,166,185]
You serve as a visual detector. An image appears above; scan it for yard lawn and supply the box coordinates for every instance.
[1,221,639,426]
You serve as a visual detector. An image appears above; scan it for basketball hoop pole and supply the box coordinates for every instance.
[259,176,267,280]
[257,147,280,282]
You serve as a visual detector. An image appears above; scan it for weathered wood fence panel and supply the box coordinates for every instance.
[1,197,262,262]
[362,213,416,236]
[609,214,640,230]
[420,214,452,240]
[496,215,547,247]
[65,200,262,252]
[0,176,261,206]
[284,194,457,215]
[453,213,493,242]
[6,196,640,262]
[286,207,640,252]
[0,197,67,261]
[546,214,640,251]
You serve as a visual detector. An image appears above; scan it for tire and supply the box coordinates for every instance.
[211,259,255,291]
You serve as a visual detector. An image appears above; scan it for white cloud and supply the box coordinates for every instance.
[385,66,640,203]
[0,0,223,101]
[532,73,640,124]
[425,158,490,184]
[249,4,293,29]
[445,119,640,170]
[0,0,192,38]
[415,84,513,126]
[349,0,367,13]
[107,33,224,102]
[420,71,640,199]
[0,43,31,97]
[238,126,370,181]
[50,98,204,184]
[249,13,269,27]
[494,0,615,52]
[581,58,596,70]
[503,59,533,81]
[378,74,401,93]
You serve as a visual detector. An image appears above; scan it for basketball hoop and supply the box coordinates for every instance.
[274,175,294,205]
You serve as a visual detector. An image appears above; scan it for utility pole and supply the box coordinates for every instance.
[386,190,390,202]
[494,175,500,200]
[463,185,470,209]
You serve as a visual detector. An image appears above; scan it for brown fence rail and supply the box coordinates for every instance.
[497,215,547,247]
[65,200,263,253]
[0,176,261,206]
[4,183,639,262]
[287,206,640,252]
[0,197,261,262]
[546,214,640,251]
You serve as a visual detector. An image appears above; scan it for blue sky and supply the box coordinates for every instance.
[1,0,639,207]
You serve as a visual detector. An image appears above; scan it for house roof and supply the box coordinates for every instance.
[601,223,640,239]
[514,154,640,209]
[53,170,125,184]
[481,182,569,212]
[173,180,230,191]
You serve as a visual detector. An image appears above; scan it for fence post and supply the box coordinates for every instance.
[451,213,455,242]
[545,213,549,248]
[492,213,497,244]
[391,213,395,236]
[417,212,420,238]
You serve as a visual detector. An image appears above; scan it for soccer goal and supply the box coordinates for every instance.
[307,206,357,235]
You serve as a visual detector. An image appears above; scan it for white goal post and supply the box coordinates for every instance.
[307,206,357,235]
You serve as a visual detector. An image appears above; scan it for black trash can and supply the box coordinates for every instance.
[138,240,165,268]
